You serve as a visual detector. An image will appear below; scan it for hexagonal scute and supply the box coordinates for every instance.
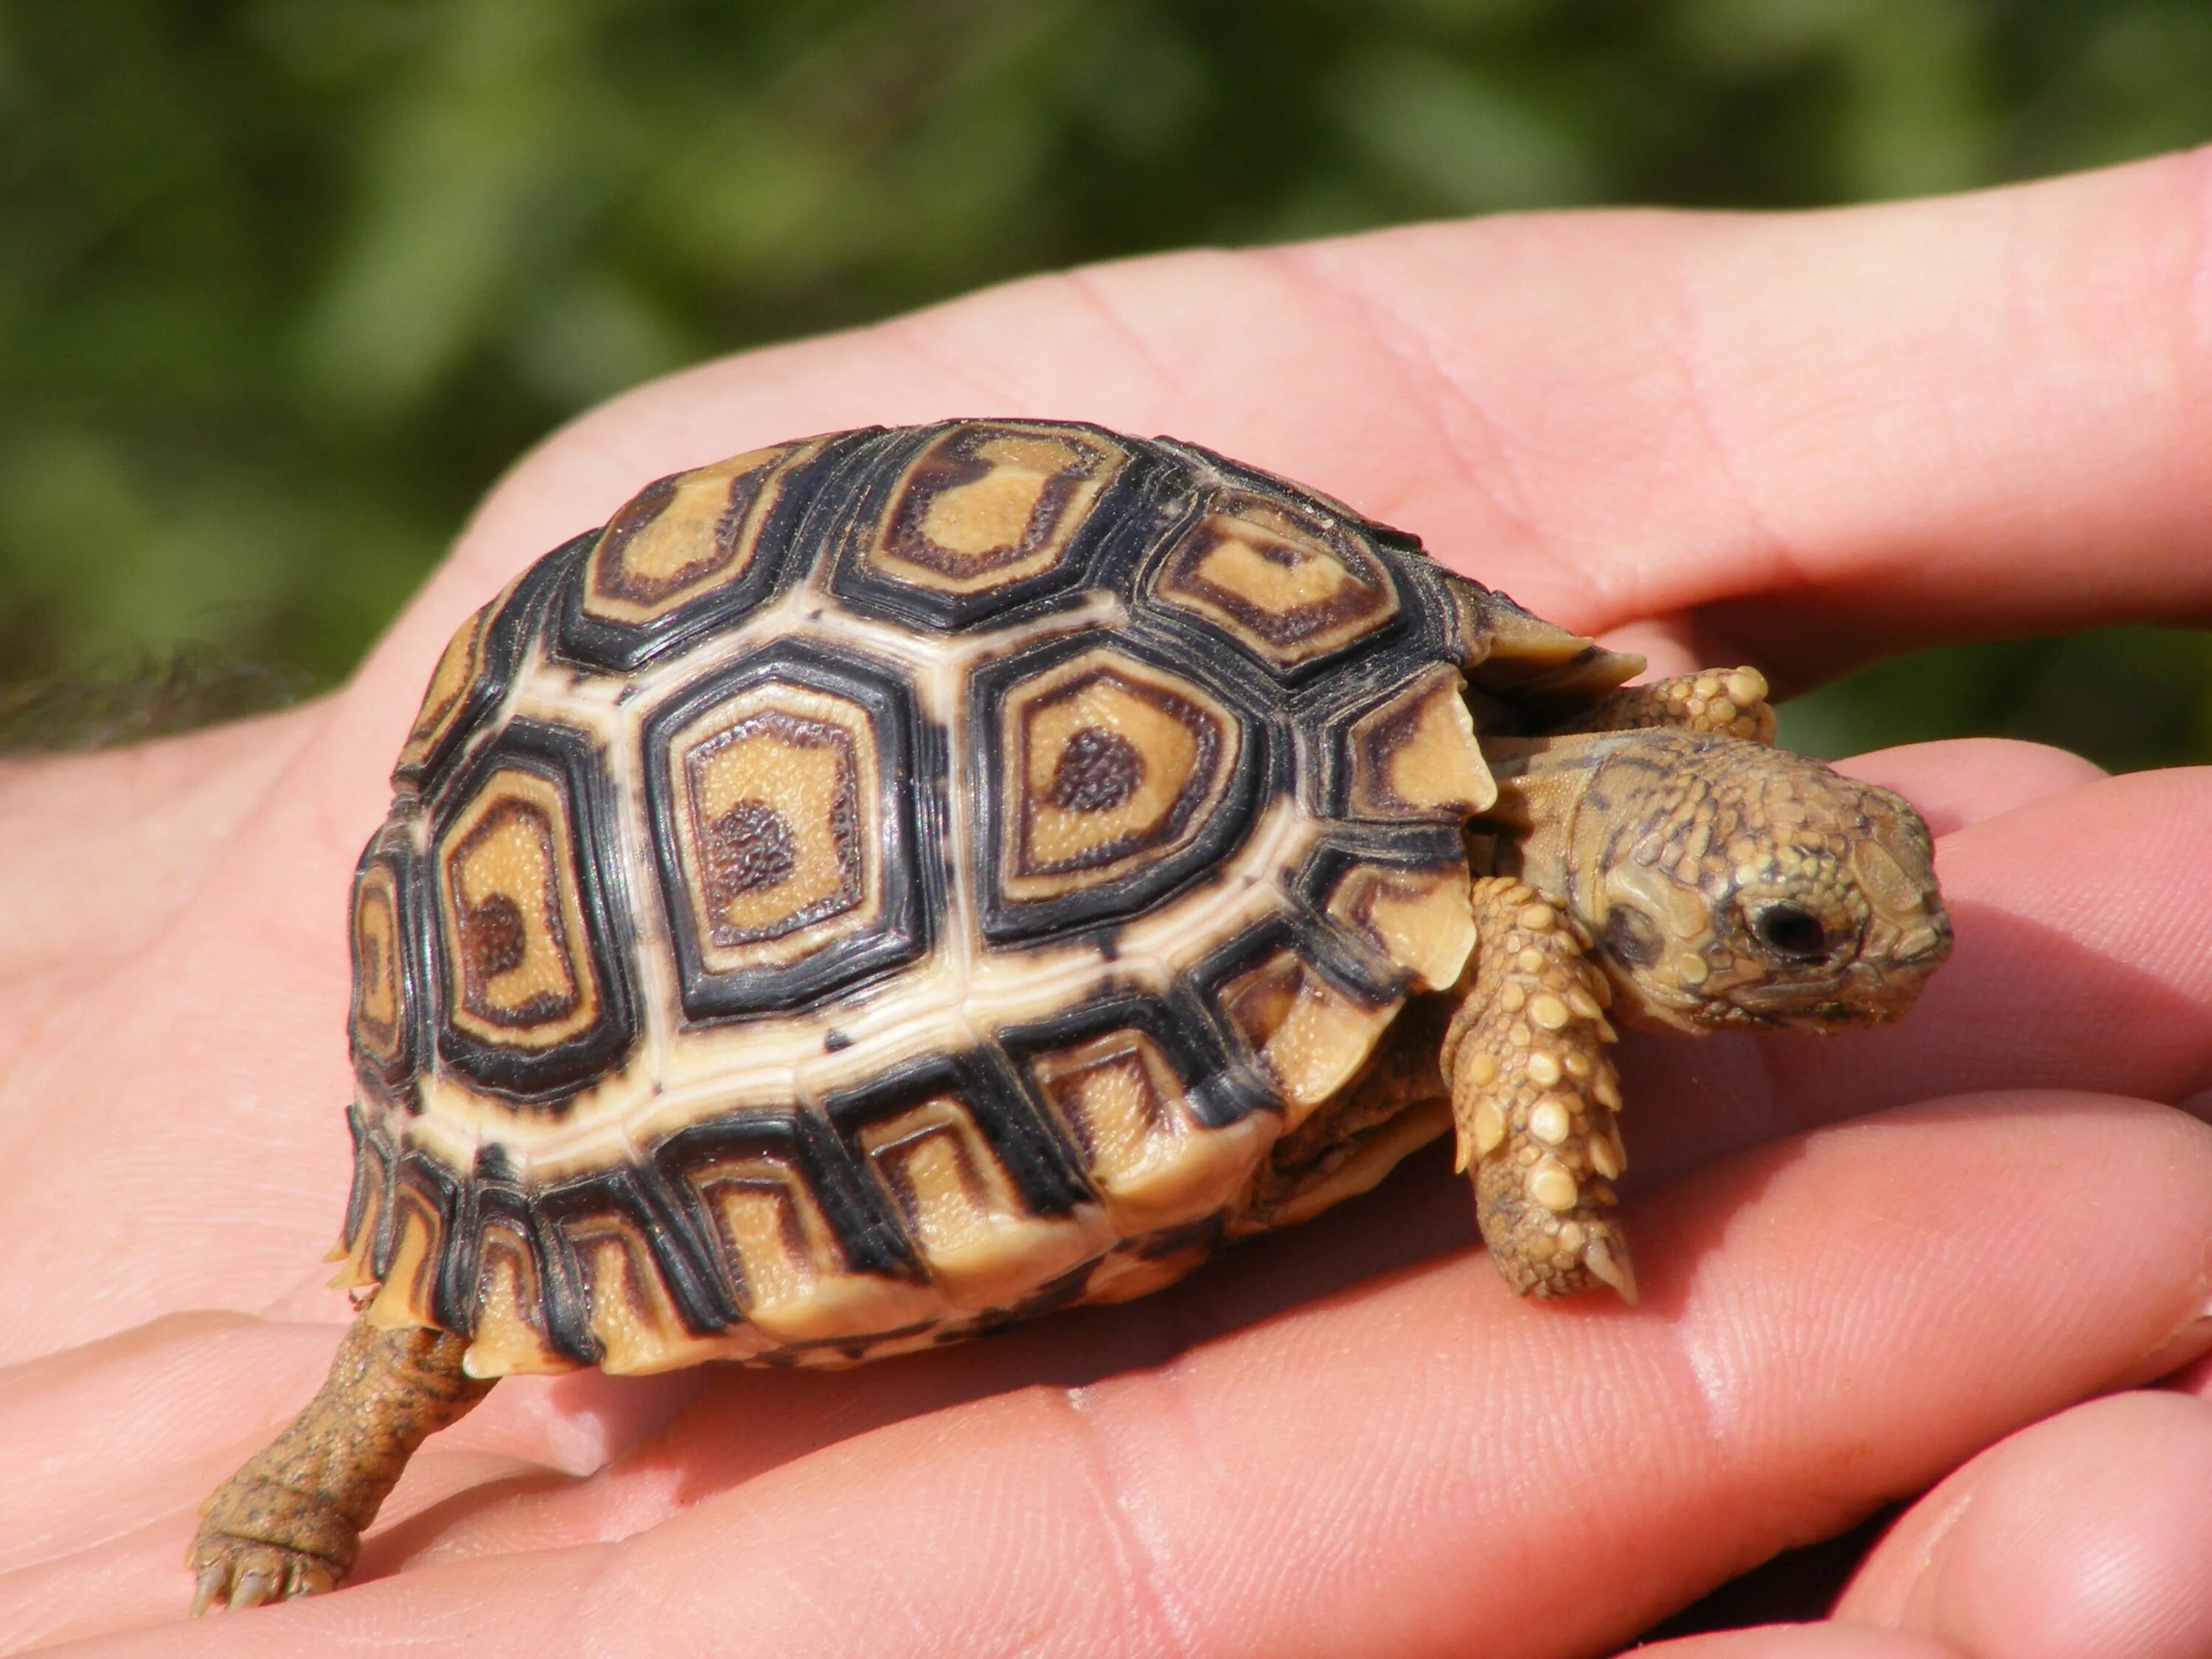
[1147,487,1402,675]
[970,636,1267,942]
[428,722,638,1102]
[644,641,929,1020]
[829,420,1136,627]
[555,435,861,671]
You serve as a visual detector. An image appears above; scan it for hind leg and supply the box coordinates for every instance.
[189,1314,493,1613]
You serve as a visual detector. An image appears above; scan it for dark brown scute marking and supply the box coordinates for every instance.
[1031,1037,1168,1162]
[643,641,927,1022]
[704,799,799,894]
[587,456,777,608]
[1222,951,1306,1061]
[589,473,679,597]
[1136,1212,1225,1260]
[1047,726,1144,813]
[880,427,1110,581]
[358,929,389,1009]
[571,1217,658,1329]
[395,543,582,796]
[655,1107,927,1288]
[1015,669,1221,877]
[462,892,528,978]
[450,797,580,1029]
[684,709,863,947]
[405,609,489,745]
[829,1053,1097,1227]
[341,1107,390,1266]
[872,1122,992,1234]
[349,869,405,1066]
[472,1225,549,1339]
[1153,493,1397,657]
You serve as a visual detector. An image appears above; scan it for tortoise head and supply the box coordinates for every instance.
[1500,731,1952,1034]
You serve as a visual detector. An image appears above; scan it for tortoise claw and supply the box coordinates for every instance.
[188,1562,228,1619]
[186,1537,341,1615]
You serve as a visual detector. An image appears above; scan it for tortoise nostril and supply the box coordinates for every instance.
[1753,904,1828,961]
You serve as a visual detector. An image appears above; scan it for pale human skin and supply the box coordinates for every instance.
[0,150,2209,1658]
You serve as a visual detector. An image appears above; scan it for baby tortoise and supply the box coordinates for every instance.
[191,420,1950,1610]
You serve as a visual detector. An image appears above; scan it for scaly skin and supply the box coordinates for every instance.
[1443,668,1948,1295]
[1441,878,1635,1299]
[188,1316,493,1613]
[1550,665,1778,744]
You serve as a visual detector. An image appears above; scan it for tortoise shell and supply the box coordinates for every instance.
[335,419,1636,1376]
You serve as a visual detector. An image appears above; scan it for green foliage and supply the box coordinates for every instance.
[1,0,2206,760]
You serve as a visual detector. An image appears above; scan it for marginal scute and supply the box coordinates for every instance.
[1220,949,1402,1130]
[565,1211,742,1374]
[1347,666,1495,819]
[435,766,601,1051]
[859,422,1128,597]
[1027,1029,1267,1232]
[681,1155,938,1344]
[580,442,815,627]
[332,1135,387,1293]
[362,1186,442,1334]
[857,1096,1112,1309]
[462,1222,562,1377]
[1230,1096,1453,1236]
[1326,863,1477,993]
[1150,490,1399,670]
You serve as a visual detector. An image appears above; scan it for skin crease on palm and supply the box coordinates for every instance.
[0,151,2209,1659]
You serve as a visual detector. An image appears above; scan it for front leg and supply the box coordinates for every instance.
[189,1314,493,1613]
[1441,876,1635,1301]
[1551,666,1776,742]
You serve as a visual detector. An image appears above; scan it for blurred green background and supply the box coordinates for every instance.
[2,0,2208,755]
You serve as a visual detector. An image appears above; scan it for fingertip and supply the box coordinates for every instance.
[1632,1624,1968,1658]
[1837,1391,2212,1659]
[1829,738,2107,838]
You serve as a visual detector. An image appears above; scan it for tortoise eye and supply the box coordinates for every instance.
[1752,904,1829,961]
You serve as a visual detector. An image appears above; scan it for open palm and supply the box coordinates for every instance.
[2,152,2209,1659]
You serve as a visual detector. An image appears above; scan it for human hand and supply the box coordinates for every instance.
[1,150,2208,1659]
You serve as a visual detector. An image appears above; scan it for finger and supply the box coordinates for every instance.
[0,710,320,1080]
[1828,738,2106,839]
[338,148,2212,754]
[75,1094,2211,1659]
[1631,1626,1967,1658]
[0,1313,698,1653]
[1618,764,2212,1185]
[1835,1391,2212,1659]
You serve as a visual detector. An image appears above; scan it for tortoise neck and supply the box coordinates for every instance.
[1474,730,1627,918]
